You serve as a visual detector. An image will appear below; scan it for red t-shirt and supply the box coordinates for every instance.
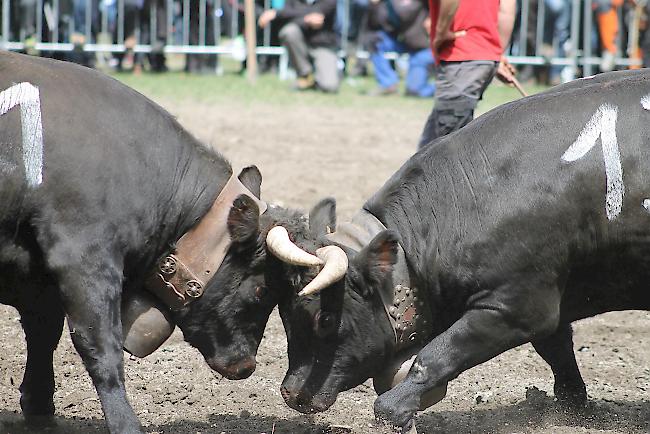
[429,0,502,62]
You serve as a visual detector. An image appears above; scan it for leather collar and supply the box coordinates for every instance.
[145,173,267,310]
[326,209,432,353]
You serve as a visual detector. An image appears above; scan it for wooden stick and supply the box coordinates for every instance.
[511,76,528,97]
[244,0,257,83]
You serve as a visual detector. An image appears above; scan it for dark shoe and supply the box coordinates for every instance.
[351,62,368,77]
[366,84,398,96]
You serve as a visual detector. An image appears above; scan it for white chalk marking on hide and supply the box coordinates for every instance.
[0,83,43,186]
[642,94,650,111]
[411,360,428,382]
[643,199,650,213]
[561,103,623,220]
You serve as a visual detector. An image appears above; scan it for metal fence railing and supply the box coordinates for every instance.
[507,0,644,80]
[0,0,646,79]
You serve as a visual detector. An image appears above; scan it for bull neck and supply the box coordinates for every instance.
[326,209,433,355]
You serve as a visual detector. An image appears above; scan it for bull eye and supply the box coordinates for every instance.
[314,310,336,337]
[255,285,267,299]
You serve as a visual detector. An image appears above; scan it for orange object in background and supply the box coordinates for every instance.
[597,6,619,54]
[630,46,643,70]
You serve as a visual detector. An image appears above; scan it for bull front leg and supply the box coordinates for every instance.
[532,322,587,408]
[18,289,64,419]
[374,295,561,430]
[53,251,142,434]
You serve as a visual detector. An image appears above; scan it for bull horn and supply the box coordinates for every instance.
[298,246,348,297]
[266,226,324,267]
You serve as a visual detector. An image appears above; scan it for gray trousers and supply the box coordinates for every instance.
[279,22,340,92]
[418,61,497,150]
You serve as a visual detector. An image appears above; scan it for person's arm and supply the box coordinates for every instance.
[274,0,314,22]
[432,0,461,57]
[313,0,336,17]
[498,0,516,51]
[303,0,336,29]
[496,0,517,84]
[258,9,277,28]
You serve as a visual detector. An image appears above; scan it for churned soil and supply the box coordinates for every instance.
[1,89,649,434]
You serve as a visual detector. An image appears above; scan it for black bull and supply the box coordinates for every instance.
[0,51,291,433]
[274,70,650,430]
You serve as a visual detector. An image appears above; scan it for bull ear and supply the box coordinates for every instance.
[309,197,336,237]
[238,165,262,198]
[350,230,399,297]
[227,194,260,243]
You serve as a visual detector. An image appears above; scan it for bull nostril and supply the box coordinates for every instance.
[295,391,314,409]
[281,385,317,413]
[211,357,257,379]
[226,358,256,379]
[236,359,256,378]
[280,386,291,401]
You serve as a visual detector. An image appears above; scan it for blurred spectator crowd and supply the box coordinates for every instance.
[1,0,650,87]
[510,0,650,84]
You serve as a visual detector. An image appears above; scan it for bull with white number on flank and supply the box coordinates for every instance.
[236,70,650,431]
[0,51,313,434]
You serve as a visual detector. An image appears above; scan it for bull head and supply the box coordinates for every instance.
[265,225,349,296]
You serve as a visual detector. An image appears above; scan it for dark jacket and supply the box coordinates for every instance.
[368,0,429,50]
[276,0,338,48]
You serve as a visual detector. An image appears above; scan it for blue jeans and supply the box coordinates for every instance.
[73,0,99,36]
[371,31,435,97]
[544,0,571,80]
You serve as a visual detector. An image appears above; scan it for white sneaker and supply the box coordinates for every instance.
[600,51,616,72]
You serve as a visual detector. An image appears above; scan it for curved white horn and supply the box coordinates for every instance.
[266,226,324,267]
[298,246,348,296]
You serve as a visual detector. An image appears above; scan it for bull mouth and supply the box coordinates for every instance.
[206,356,256,380]
[280,387,337,414]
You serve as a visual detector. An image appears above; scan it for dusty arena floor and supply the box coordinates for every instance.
[1,75,649,434]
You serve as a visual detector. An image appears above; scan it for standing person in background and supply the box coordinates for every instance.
[70,0,99,66]
[545,0,573,84]
[594,0,623,72]
[258,0,340,92]
[418,0,517,150]
[186,0,217,74]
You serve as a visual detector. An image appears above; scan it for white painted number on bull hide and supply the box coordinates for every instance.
[561,103,623,220]
[642,94,650,111]
[0,82,43,186]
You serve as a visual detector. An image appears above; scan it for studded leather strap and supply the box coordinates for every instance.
[326,210,432,352]
[145,173,267,310]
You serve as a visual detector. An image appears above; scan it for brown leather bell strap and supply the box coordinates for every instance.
[146,173,267,310]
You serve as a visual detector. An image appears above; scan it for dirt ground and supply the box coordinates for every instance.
[1,90,649,434]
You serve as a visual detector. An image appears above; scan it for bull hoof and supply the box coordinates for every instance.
[374,414,415,434]
[23,414,57,430]
[374,391,417,432]
[554,382,588,411]
[20,393,55,418]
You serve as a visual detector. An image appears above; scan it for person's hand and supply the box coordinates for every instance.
[496,55,516,84]
[432,28,465,57]
[258,9,277,28]
[304,12,325,29]
[423,17,431,35]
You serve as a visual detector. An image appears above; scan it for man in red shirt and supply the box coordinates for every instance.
[417,0,516,149]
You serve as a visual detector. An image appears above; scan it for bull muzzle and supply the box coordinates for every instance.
[280,384,335,414]
[207,356,256,380]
